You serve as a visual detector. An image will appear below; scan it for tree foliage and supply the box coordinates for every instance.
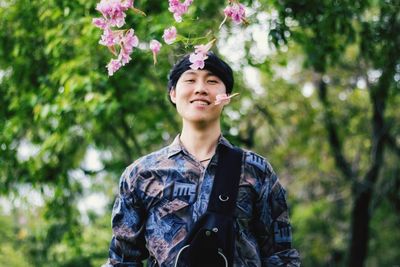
[0,0,399,266]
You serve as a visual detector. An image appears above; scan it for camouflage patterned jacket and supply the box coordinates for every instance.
[105,135,300,267]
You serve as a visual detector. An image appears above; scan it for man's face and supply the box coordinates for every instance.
[170,69,227,125]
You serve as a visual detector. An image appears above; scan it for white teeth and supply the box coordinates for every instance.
[192,100,209,105]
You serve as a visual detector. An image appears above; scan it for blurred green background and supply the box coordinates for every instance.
[1,0,399,266]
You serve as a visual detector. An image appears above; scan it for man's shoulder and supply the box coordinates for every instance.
[126,145,171,173]
[241,148,274,176]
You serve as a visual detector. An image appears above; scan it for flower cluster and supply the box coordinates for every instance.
[104,29,139,75]
[93,0,248,76]
[94,0,133,28]
[93,0,140,75]
[168,0,193,22]
[162,26,177,45]
[189,39,215,70]
[224,2,246,24]
[149,26,177,65]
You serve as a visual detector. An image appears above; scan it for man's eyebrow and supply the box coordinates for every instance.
[206,71,219,78]
[205,71,218,77]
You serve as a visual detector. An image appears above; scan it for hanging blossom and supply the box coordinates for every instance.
[150,40,162,65]
[93,0,144,76]
[107,59,122,76]
[224,2,246,24]
[168,0,194,22]
[93,0,251,76]
[99,28,119,47]
[163,26,177,44]
[104,29,139,76]
[92,17,108,29]
[220,0,247,28]
[119,29,139,64]
[215,93,240,105]
[94,0,134,28]
[189,39,215,70]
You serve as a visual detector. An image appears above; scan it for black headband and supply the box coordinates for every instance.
[167,52,234,94]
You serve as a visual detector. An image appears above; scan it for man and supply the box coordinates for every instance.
[104,52,300,267]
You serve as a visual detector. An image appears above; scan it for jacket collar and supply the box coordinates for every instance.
[167,134,233,159]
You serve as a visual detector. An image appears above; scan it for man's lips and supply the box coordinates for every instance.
[190,99,211,105]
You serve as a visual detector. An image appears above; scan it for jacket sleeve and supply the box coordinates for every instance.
[257,170,301,267]
[104,166,149,267]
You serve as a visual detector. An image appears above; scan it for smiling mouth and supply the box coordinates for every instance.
[190,100,210,106]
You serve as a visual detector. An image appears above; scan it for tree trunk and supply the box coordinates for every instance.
[348,188,372,267]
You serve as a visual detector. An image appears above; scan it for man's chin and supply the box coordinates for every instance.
[184,116,220,127]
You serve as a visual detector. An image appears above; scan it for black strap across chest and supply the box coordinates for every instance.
[207,145,243,217]
[172,144,244,267]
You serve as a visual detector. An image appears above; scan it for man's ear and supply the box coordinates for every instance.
[169,88,177,104]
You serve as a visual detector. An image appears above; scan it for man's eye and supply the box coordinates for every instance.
[186,79,195,82]
[208,80,218,84]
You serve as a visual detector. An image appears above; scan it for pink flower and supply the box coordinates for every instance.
[117,29,139,65]
[163,26,177,44]
[189,52,206,70]
[92,17,108,29]
[96,0,131,28]
[150,39,162,64]
[224,2,246,24]
[94,0,142,75]
[188,39,215,70]
[168,0,193,22]
[100,28,139,74]
[121,29,139,54]
[150,40,162,54]
[194,42,213,55]
[118,50,132,65]
[215,93,239,105]
[99,28,117,47]
[107,58,122,76]
[120,0,134,9]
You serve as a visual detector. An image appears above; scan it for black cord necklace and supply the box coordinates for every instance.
[199,157,211,163]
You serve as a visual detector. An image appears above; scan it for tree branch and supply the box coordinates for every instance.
[236,119,256,149]
[363,19,397,188]
[386,134,400,158]
[316,77,355,180]
[255,104,286,146]
[347,7,399,266]
[80,167,105,176]
[255,104,275,126]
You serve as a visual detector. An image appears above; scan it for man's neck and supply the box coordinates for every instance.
[180,121,221,162]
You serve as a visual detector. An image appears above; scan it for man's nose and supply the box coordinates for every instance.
[194,81,207,94]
